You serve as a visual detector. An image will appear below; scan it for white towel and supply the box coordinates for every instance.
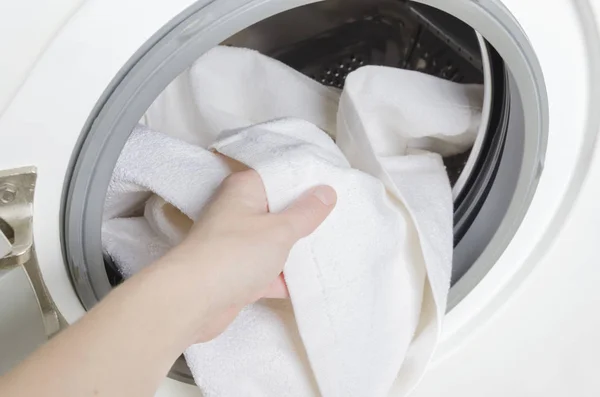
[104,46,483,397]
[141,46,340,146]
[142,46,481,155]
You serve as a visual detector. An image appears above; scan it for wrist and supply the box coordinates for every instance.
[134,255,213,349]
[153,244,250,343]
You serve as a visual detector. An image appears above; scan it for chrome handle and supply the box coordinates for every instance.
[0,167,62,338]
[0,167,35,269]
[0,219,10,258]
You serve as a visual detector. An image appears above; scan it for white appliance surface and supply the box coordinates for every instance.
[0,0,598,396]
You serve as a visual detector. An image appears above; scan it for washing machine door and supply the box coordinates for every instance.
[0,0,598,396]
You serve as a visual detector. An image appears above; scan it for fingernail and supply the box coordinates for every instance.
[312,186,336,206]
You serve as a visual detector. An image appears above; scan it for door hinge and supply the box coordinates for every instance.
[0,167,35,269]
[0,166,63,336]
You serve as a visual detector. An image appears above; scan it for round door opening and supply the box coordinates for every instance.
[62,0,547,385]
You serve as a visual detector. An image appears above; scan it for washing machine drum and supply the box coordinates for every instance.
[224,3,508,245]
[63,0,546,384]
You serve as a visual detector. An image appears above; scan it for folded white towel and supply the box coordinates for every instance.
[105,46,483,397]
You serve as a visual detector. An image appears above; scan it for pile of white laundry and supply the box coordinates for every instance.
[102,46,483,397]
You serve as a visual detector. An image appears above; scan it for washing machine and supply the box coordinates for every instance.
[1,0,599,395]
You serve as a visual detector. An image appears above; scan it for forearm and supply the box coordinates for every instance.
[0,172,334,397]
[0,255,207,397]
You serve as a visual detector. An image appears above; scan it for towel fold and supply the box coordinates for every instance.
[104,46,483,397]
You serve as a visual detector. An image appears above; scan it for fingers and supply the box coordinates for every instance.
[276,186,337,240]
[216,172,336,242]
[214,152,249,173]
[215,170,268,213]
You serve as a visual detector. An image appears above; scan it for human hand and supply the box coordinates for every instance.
[160,169,336,342]
[0,166,335,397]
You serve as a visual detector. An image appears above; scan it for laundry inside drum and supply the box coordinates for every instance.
[98,0,509,385]
[142,0,503,241]
[222,0,499,205]
[105,0,506,291]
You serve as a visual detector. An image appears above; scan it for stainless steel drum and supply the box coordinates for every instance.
[224,0,504,245]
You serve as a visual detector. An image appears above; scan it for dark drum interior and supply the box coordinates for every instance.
[223,0,509,246]
[103,0,509,291]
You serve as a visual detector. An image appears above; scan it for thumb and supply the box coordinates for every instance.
[276,186,337,240]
